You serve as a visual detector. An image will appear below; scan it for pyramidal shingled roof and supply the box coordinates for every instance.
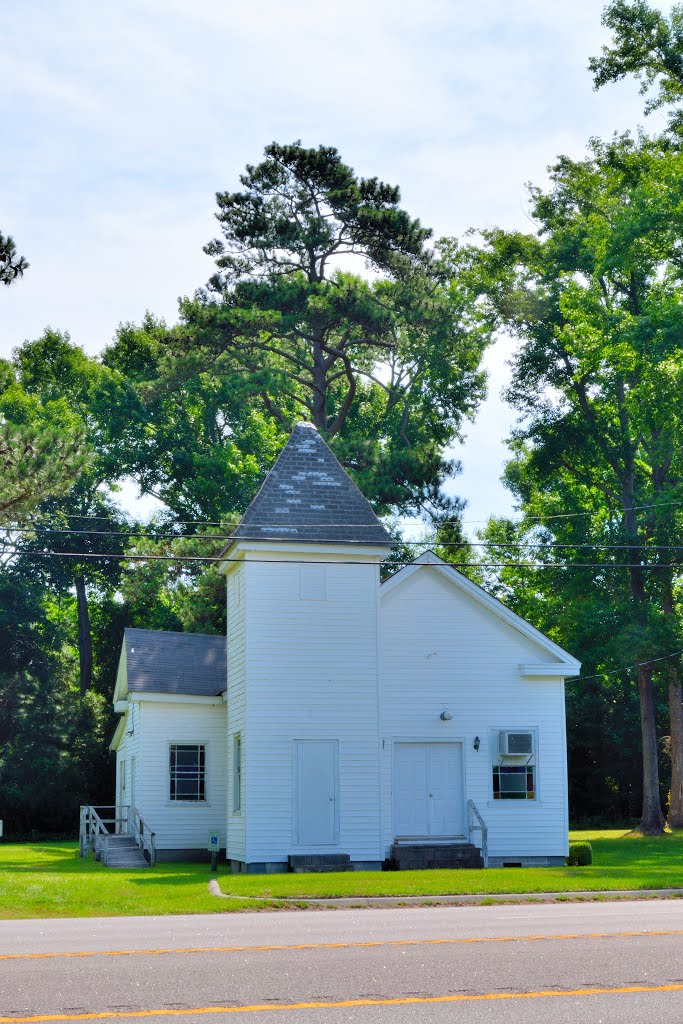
[230,422,393,547]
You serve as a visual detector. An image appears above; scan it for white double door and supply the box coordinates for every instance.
[394,742,464,838]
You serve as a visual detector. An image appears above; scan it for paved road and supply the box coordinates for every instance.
[1,901,682,1022]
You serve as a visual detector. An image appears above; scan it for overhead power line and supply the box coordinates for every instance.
[4,525,683,553]
[411,541,683,551]
[17,496,683,531]
[2,547,683,570]
[457,499,683,526]
[4,544,681,683]
[44,513,225,526]
[565,649,683,682]
[1,525,236,542]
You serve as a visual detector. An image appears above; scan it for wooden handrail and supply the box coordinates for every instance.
[467,798,488,868]
[130,805,156,867]
[79,805,131,865]
[80,803,155,868]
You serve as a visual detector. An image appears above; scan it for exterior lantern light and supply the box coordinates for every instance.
[473,736,481,751]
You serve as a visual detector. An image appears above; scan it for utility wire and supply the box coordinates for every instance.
[410,541,683,551]
[565,649,683,682]
[42,513,224,526]
[3,547,683,569]
[457,499,683,526]
[5,544,682,681]
[20,497,683,530]
[1,525,236,541]
[4,525,683,552]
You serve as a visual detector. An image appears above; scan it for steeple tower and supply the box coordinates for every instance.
[221,423,389,873]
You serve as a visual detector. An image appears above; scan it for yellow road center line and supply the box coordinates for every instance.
[2,983,683,1020]
[1,928,682,962]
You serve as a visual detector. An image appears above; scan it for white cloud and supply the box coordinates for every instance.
[0,0,670,518]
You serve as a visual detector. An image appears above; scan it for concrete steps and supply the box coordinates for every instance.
[288,854,353,873]
[390,843,484,870]
[103,835,148,869]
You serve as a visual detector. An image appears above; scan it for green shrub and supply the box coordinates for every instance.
[567,841,593,866]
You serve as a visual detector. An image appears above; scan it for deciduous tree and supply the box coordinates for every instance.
[153,143,490,519]
[8,330,127,693]
[0,366,90,525]
[590,2,683,131]
[470,133,683,831]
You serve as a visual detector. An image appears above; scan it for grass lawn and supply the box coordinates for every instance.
[1,830,682,920]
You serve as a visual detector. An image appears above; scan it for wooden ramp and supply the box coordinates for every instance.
[105,835,148,869]
[79,805,156,867]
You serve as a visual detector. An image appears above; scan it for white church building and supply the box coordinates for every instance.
[110,422,580,871]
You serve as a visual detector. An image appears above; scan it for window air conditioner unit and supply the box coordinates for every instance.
[499,731,534,756]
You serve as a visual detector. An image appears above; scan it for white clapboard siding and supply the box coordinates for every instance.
[113,652,132,822]
[115,706,141,823]
[226,565,247,861]
[115,731,128,818]
[380,567,569,860]
[131,700,227,850]
[126,702,142,813]
[242,558,383,864]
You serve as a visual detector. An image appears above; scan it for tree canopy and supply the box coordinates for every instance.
[6,85,683,836]
[469,132,683,830]
[142,142,491,520]
[0,367,91,525]
[102,314,283,524]
[590,2,683,129]
[0,232,27,286]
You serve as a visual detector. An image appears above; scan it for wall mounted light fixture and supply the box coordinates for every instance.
[473,735,481,751]
[440,710,453,721]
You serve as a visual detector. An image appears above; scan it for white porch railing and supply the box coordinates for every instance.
[79,805,156,866]
[467,798,488,867]
[79,805,123,864]
[129,805,157,866]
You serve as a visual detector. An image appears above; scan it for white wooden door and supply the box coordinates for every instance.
[394,743,464,838]
[395,743,429,836]
[427,743,464,836]
[295,740,338,845]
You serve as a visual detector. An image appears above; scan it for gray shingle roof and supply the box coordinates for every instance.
[230,422,393,547]
[124,628,226,696]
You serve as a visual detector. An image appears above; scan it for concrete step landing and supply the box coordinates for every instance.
[390,842,484,870]
[288,854,353,873]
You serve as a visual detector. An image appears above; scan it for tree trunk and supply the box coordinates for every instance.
[75,574,93,696]
[637,665,665,833]
[311,336,327,430]
[668,672,683,828]
[622,480,665,834]
[658,573,682,830]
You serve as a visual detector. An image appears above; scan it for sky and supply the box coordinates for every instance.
[0,0,667,531]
